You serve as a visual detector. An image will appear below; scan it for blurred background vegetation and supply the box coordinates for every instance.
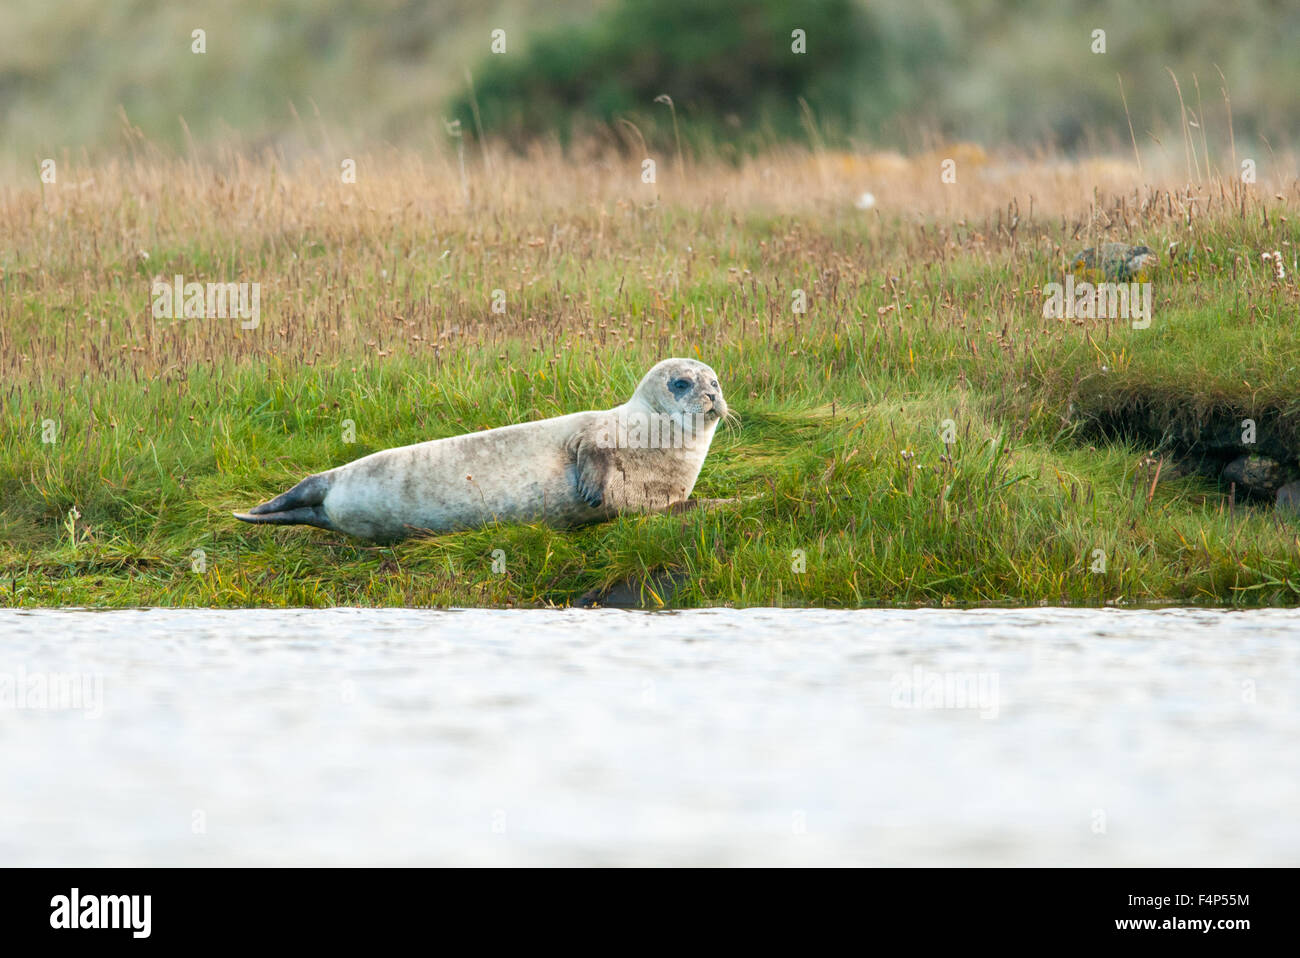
[1,0,1297,160]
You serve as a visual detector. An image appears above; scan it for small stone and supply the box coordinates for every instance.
[578,570,688,609]
[1276,481,1300,514]
[1222,455,1284,497]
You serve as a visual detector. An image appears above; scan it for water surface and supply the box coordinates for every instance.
[1,607,1296,866]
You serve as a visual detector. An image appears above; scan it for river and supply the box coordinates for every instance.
[1,607,1296,866]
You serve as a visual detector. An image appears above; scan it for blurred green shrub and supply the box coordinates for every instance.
[450,0,931,148]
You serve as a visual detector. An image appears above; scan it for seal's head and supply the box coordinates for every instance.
[633,358,728,421]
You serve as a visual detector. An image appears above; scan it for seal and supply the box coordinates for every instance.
[233,357,729,542]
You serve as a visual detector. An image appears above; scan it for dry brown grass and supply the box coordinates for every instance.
[4,142,1295,397]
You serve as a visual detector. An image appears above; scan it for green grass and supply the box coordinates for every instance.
[5,360,1299,608]
[3,151,1300,607]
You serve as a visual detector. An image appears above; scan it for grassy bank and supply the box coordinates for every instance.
[2,147,1299,607]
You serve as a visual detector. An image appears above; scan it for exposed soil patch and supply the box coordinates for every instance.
[1081,398,1300,507]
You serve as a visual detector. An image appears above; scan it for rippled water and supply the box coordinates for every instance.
[1,607,1296,866]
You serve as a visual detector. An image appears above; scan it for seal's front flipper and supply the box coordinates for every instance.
[568,431,613,508]
[661,497,745,515]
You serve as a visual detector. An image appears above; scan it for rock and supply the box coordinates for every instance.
[1222,455,1285,497]
[1153,459,1188,482]
[1069,242,1159,281]
[1276,481,1300,514]
[577,570,688,609]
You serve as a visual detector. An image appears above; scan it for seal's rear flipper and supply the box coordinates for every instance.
[234,473,334,530]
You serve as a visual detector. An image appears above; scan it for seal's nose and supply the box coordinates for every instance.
[704,391,718,404]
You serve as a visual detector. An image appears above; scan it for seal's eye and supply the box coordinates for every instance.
[710,380,718,388]
[669,378,692,394]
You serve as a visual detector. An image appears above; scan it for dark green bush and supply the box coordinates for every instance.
[450,0,905,149]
